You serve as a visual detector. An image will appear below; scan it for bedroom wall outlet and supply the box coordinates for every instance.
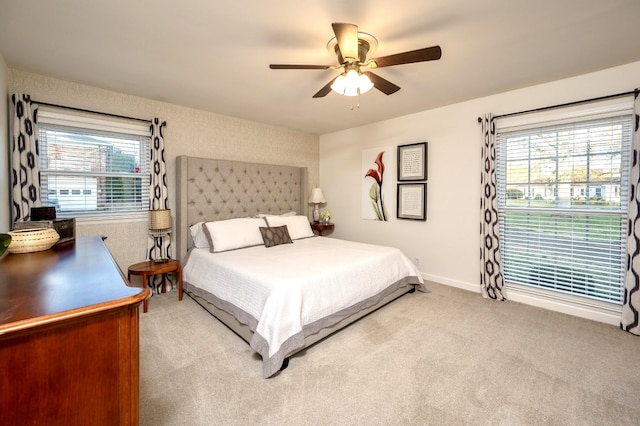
[414,256,420,266]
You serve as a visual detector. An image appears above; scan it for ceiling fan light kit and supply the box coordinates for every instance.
[330,67,374,96]
[269,23,442,99]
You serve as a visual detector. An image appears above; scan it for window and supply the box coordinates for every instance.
[38,108,151,218]
[496,99,633,306]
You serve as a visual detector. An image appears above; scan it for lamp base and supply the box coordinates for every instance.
[153,258,169,264]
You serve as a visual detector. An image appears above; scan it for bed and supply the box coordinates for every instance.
[176,156,426,377]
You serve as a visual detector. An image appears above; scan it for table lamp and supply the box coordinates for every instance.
[308,188,326,223]
[149,209,172,263]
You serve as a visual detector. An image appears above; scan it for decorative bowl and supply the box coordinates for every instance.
[7,228,60,254]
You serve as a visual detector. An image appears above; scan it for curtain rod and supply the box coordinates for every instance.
[477,88,638,123]
[33,100,151,124]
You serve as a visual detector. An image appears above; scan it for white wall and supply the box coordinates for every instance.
[0,53,8,233]
[320,61,640,321]
[7,69,319,271]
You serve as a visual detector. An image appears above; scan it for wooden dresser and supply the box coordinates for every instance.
[0,236,149,425]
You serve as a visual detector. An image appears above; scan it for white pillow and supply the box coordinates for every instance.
[202,217,267,253]
[256,211,297,217]
[189,222,209,249]
[264,215,314,240]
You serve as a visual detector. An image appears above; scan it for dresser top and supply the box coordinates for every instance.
[0,236,149,335]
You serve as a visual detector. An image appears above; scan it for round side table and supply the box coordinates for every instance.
[127,259,183,313]
[311,222,334,236]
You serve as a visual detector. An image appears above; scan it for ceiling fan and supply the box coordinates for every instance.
[269,23,442,98]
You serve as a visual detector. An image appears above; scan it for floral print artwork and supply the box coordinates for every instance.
[365,151,388,221]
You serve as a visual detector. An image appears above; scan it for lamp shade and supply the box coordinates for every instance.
[330,69,374,96]
[358,73,374,93]
[308,188,326,204]
[149,209,172,231]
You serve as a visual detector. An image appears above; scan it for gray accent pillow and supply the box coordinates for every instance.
[259,226,293,248]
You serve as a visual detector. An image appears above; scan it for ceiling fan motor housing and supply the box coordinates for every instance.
[334,39,371,65]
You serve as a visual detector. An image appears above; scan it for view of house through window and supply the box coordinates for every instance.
[38,110,151,217]
[496,104,633,305]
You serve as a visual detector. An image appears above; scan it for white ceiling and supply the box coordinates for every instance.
[1,0,639,135]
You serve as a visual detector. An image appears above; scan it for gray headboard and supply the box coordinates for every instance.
[176,156,309,260]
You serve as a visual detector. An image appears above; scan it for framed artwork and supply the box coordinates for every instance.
[397,142,427,181]
[362,147,393,221]
[397,183,427,221]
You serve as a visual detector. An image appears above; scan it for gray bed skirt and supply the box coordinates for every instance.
[185,277,425,378]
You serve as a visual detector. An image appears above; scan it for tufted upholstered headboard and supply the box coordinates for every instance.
[176,156,309,261]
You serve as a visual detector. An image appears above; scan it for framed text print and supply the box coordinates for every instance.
[397,142,427,181]
[397,183,427,221]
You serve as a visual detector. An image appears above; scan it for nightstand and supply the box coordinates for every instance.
[311,222,334,236]
[127,259,183,313]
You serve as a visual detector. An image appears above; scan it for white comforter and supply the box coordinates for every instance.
[183,236,425,377]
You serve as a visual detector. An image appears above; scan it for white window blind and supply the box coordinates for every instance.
[38,109,151,217]
[496,106,633,304]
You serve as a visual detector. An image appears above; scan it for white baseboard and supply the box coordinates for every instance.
[422,273,481,294]
[421,273,621,327]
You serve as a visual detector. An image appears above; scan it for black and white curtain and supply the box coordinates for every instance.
[10,93,41,223]
[147,118,172,293]
[622,91,640,335]
[480,114,506,300]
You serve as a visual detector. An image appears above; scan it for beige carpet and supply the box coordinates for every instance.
[139,282,640,425]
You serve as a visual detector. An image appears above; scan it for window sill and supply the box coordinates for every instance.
[505,282,622,326]
[58,212,148,225]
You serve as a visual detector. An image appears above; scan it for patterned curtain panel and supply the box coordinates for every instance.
[10,93,41,223]
[480,114,505,300]
[147,118,172,293]
[622,91,640,335]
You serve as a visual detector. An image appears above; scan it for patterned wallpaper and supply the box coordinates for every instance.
[7,69,320,271]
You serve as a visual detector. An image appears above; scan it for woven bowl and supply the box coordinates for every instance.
[7,228,60,254]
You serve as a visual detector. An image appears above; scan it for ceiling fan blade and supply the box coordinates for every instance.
[312,76,338,98]
[363,71,401,95]
[270,64,333,70]
[332,23,359,62]
[370,45,442,68]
